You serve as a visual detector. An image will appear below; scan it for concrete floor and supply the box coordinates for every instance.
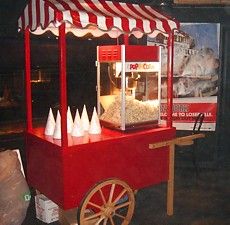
[21,165,230,225]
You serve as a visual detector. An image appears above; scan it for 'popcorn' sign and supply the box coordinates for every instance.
[126,62,160,72]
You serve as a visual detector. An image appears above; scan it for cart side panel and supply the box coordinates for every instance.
[63,127,175,209]
[26,133,64,205]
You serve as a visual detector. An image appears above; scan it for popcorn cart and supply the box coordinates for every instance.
[18,0,181,224]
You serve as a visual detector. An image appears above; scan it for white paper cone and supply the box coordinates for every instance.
[53,110,61,139]
[44,108,56,136]
[81,105,90,131]
[67,106,74,133]
[89,107,102,134]
[72,109,84,137]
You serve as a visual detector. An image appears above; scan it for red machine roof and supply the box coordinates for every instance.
[18,0,179,38]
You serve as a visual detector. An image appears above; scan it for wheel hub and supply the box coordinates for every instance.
[103,204,115,217]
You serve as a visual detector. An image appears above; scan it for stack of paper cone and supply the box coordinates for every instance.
[53,110,61,139]
[89,107,101,134]
[71,109,84,137]
[81,105,90,131]
[44,108,56,136]
[67,106,74,133]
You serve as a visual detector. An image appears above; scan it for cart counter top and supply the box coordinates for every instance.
[28,125,174,147]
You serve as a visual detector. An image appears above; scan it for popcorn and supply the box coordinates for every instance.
[100,96,159,125]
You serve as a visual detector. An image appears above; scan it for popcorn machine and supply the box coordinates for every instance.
[97,45,161,130]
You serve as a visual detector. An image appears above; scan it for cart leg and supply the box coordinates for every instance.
[59,207,78,225]
[167,144,175,216]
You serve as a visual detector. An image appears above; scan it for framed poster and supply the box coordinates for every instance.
[148,23,220,131]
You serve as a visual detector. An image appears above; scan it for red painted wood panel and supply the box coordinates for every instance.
[26,126,175,209]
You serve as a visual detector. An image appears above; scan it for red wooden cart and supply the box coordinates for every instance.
[18,0,181,224]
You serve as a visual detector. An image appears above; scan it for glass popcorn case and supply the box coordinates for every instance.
[97,45,161,131]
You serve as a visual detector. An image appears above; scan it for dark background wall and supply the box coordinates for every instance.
[0,1,229,167]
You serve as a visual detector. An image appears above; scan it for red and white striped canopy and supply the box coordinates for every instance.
[18,0,179,38]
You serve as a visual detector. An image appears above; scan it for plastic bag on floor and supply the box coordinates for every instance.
[0,150,31,225]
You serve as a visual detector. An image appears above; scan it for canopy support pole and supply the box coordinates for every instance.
[59,24,68,148]
[123,34,129,45]
[167,30,175,127]
[25,28,33,132]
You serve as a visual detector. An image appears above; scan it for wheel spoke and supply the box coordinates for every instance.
[114,212,125,219]
[113,189,127,205]
[109,216,115,225]
[114,201,131,210]
[88,201,104,210]
[83,211,103,221]
[95,216,105,225]
[108,184,115,203]
[103,217,108,225]
[99,189,107,205]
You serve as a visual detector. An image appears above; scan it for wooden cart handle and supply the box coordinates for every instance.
[149,133,205,149]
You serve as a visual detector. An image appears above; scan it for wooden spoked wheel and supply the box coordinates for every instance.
[77,179,135,225]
